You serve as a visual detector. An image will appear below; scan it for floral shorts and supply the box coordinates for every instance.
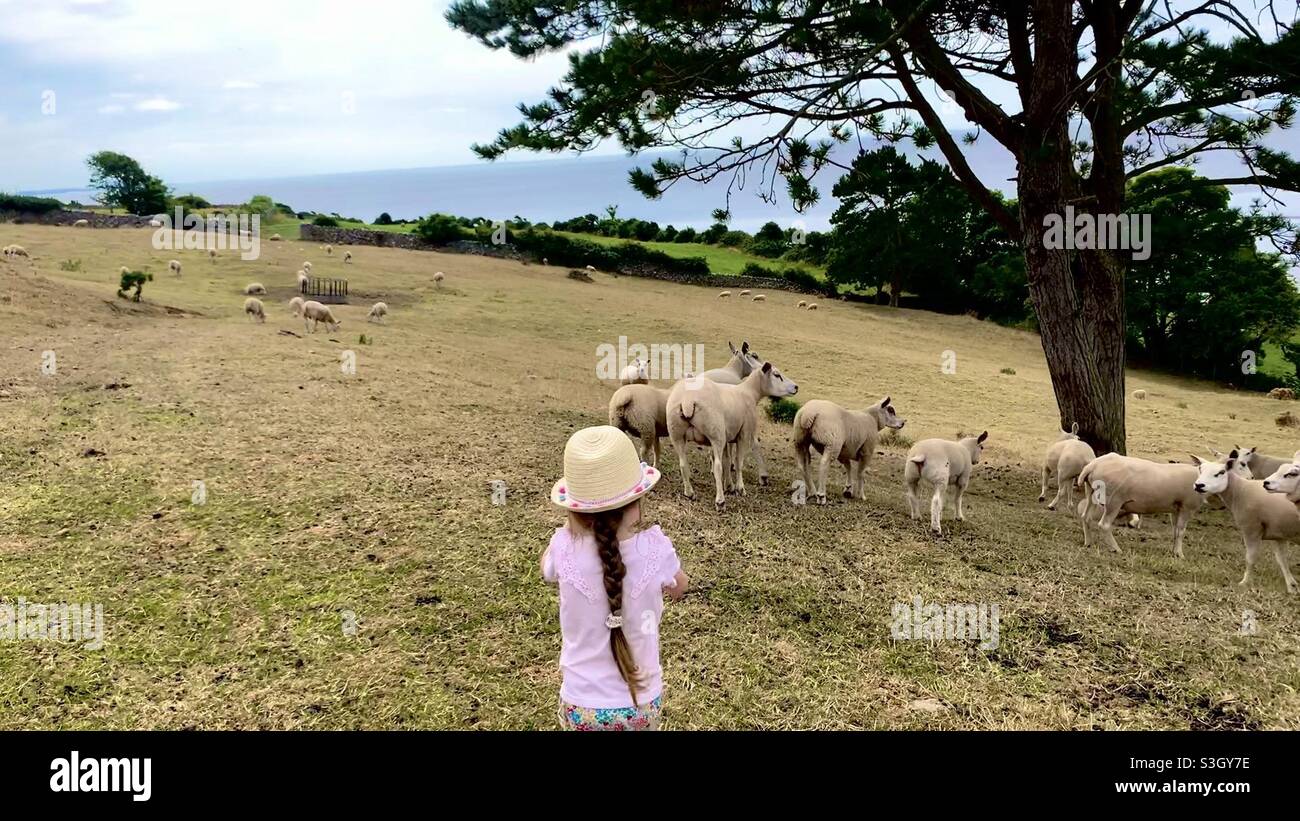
[558,696,663,731]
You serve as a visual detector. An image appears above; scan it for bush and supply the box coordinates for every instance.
[765,397,801,424]
[878,429,914,450]
[0,193,64,214]
[657,225,679,243]
[117,270,152,302]
[374,212,394,225]
[719,230,751,248]
[511,228,710,277]
[1000,367,1016,375]
[58,259,83,272]
[414,213,470,245]
[312,215,340,227]
[171,193,211,210]
[674,227,698,243]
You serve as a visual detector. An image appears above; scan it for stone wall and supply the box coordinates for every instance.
[0,209,154,228]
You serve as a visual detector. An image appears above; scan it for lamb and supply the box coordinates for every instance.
[168,259,182,276]
[325,245,333,256]
[244,297,266,323]
[797,300,807,308]
[1194,451,1299,593]
[666,361,798,510]
[1261,451,1300,500]
[433,271,445,287]
[718,291,731,298]
[302,300,340,333]
[72,219,89,228]
[585,264,596,271]
[807,303,818,311]
[1267,387,1295,400]
[794,396,905,503]
[739,289,752,296]
[619,358,649,385]
[904,432,988,536]
[542,257,549,265]
[288,296,305,317]
[368,302,388,323]
[609,384,671,467]
[1132,389,1147,400]
[751,294,766,302]
[344,251,353,264]
[269,233,283,242]
[149,219,163,228]
[1235,446,1290,480]
[244,282,266,295]
[297,270,310,291]
[302,261,313,273]
[4,245,30,259]
[1038,422,1097,510]
[208,249,217,262]
[1074,453,1205,557]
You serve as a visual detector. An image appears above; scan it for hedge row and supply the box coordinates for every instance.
[510,229,711,278]
[0,193,65,214]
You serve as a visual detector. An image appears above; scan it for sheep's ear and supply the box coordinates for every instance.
[1070,422,1079,434]
[762,361,772,374]
[1292,449,1300,463]
[1189,454,1203,466]
[977,430,988,443]
[742,341,750,353]
[728,341,738,355]
[880,396,891,407]
[1225,458,1237,471]
[1228,448,1239,459]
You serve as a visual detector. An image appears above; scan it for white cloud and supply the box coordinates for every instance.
[97,104,125,114]
[134,97,181,112]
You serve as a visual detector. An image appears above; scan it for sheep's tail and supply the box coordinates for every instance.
[1076,459,1095,489]
[908,454,925,466]
[679,395,696,421]
[609,394,633,431]
[795,406,817,432]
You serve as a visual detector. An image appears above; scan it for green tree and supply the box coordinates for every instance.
[448,0,1300,453]
[374,212,394,225]
[86,151,169,215]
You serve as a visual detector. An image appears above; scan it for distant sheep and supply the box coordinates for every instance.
[302,300,340,333]
[325,245,333,256]
[72,219,89,228]
[149,220,163,228]
[619,358,648,385]
[269,233,283,242]
[433,271,445,287]
[718,291,731,298]
[368,302,388,323]
[585,264,596,271]
[1268,387,1295,400]
[296,270,309,291]
[752,294,766,302]
[302,262,313,273]
[807,303,818,311]
[288,296,305,317]
[1132,389,1147,400]
[739,289,752,296]
[3,245,30,259]
[168,260,182,277]
[244,297,266,323]
[208,249,217,262]
[344,251,353,264]
[542,257,549,266]
[244,282,266,295]
[797,300,807,308]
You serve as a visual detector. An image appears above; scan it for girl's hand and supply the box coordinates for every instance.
[664,570,689,601]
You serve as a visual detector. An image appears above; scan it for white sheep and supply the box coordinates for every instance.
[244,297,266,323]
[718,291,732,298]
[1236,446,1289,480]
[807,303,819,311]
[1261,451,1300,500]
[168,259,182,277]
[325,245,333,256]
[739,289,752,296]
[119,266,130,277]
[698,341,761,385]
[797,300,807,308]
[752,294,766,302]
[609,384,671,467]
[302,300,340,333]
[1195,451,1299,593]
[542,257,549,266]
[344,251,353,264]
[1132,389,1147,400]
[244,282,266,295]
[433,271,445,287]
[269,233,283,242]
[303,261,313,273]
[1038,422,1097,510]
[585,264,596,271]
[296,270,310,291]
[794,396,905,503]
[72,219,89,228]
[666,361,798,510]
[288,296,305,317]
[1075,453,1205,557]
[368,302,388,323]
[904,432,988,535]
[149,219,163,228]
[619,358,649,385]
[208,249,217,262]
[4,245,30,259]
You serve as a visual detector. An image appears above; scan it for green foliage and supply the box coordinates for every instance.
[312,215,341,227]
[1000,367,1016,375]
[511,228,709,277]
[414,213,470,244]
[738,262,836,297]
[171,193,211,209]
[117,269,152,302]
[87,151,169,215]
[245,194,276,218]
[765,396,800,425]
[0,193,65,214]
[674,227,697,243]
[58,259,83,272]
[374,212,394,225]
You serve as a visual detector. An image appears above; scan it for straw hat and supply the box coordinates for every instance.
[551,425,660,513]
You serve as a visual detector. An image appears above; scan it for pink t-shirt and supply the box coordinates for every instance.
[542,524,681,709]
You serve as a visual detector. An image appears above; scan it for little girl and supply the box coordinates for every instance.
[543,425,689,730]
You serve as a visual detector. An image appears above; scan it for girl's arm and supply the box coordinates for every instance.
[664,569,689,601]
[540,544,555,583]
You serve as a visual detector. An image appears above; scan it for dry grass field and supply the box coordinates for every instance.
[1,223,1298,729]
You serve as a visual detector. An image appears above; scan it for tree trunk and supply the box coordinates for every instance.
[889,275,901,307]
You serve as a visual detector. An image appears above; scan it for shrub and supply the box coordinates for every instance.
[719,230,751,248]
[1000,367,1016,375]
[510,228,710,277]
[171,193,211,210]
[1277,411,1298,428]
[374,212,394,225]
[312,215,340,227]
[58,259,83,272]
[0,193,65,214]
[117,270,152,302]
[657,225,679,242]
[414,213,469,245]
[674,227,698,243]
[765,396,801,424]
[879,429,914,450]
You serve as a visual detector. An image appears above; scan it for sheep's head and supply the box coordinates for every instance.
[872,396,905,430]
[1262,451,1300,498]
[758,361,798,398]
[1191,454,1234,495]
[963,431,989,463]
[728,340,762,376]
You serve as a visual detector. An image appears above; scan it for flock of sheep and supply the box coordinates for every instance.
[717,288,819,309]
[609,339,1300,594]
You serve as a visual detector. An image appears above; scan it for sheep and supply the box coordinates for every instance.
[1261,451,1300,500]
[269,233,283,242]
[609,384,671,467]
[1131,389,1147,400]
[244,297,266,323]
[698,341,761,385]
[1074,453,1206,557]
[168,259,182,277]
[904,432,988,536]
[208,249,217,262]
[1236,446,1290,480]
[4,245,30,259]
[302,262,313,273]
[344,251,353,264]
[797,300,807,308]
[585,264,596,271]
[542,257,549,265]
[1268,387,1295,400]
[794,396,905,503]
[149,219,163,228]
[1038,422,1097,510]
[807,303,819,311]
[296,270,310,291]
[302,300,340,333]
[72,219,89,228]
[666,361,798,510]
[325,245,333,256]
[244,282,266,295]
[433,271,445,287]
[752,294,766,302]
[119,266,130,277]
[619,358,649,385]
[739,289,752,296]
[368,302,388,323]
[1194,451,1299,593]
[288,296,305,317]
[718,291,732,298]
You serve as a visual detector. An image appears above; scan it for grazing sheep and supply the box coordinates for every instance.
[149,219,163,228]
[433,271,445,287]
[303,261,313,273]
[288,296,305,317]
[585,264,596,271]
[1039,422,1097,510]
[905,432,988,536]
[807,303,819,311]
[718,291,732,298]
[367,302,388,323]
[619,358,649,385]
[797,300,807,308]
[752,294,766,302]
[244,297,266,323]
[609,384,671,467]
[208,249,217,262]
[542,257,549,265]
[1237,446,1290,480]
[296,270,310,291]
[72,219,89,228]
[1075,453,1205,557]
[269,233,283,242]
[168,259,182,277]
[325,245,333,256]
[302,300,340,333]
[1132,389,1147,400]
[4,245,30,259]
[739,289,752,297]
[666,361,798,510]
[244,282,266,295]
[1268,387,1295,400]
[344,251,353,264]
[794,396,905,503]
[1195,451,1299,593]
